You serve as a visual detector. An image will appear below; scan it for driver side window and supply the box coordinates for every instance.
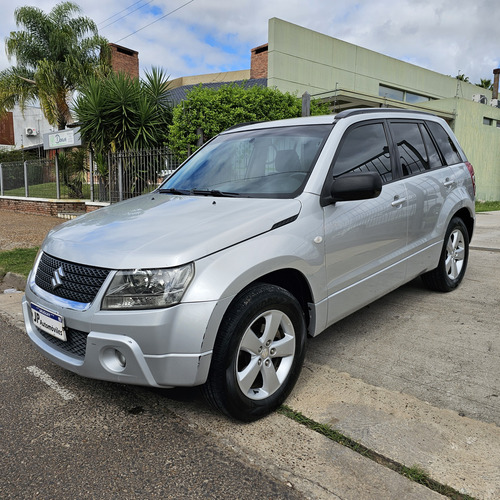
[332,123,392,183]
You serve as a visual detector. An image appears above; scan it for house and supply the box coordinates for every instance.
[0,43,140,156]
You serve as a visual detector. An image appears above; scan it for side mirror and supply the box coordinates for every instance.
[321,172,382,206]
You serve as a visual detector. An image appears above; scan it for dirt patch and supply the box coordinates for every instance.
[0,209,63,251]
[0,272,26,293]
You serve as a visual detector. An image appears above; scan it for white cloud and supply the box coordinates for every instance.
[0,0,498,84]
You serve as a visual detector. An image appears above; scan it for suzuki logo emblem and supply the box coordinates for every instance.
[51,266,65,290]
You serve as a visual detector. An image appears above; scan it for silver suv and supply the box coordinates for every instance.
[23,109,475,421]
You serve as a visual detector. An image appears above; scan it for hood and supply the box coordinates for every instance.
[43,194,302,269]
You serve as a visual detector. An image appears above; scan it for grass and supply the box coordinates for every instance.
[475,200,500,212]
[0,247,39,279]
[278,405,476,499]
[4,182,91,199]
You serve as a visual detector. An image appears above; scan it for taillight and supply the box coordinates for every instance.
[465,161,476,197]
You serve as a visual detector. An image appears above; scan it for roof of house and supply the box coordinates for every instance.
[167,78,268,106]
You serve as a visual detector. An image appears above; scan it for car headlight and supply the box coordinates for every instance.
[102,264,194,310]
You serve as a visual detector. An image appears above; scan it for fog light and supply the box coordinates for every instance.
[116,350,126,368]
[101,347,127,373]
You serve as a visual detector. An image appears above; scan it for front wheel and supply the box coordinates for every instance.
[202,283,306,421]
[421,217,469,292]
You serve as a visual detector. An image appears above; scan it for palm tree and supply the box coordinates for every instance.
[476,79,493,90]
[74,68,173,198]
[0,1,109,130]
[74,68,173,153]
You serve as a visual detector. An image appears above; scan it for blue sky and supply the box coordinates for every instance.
[1,0,498,84]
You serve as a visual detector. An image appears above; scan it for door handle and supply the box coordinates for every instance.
[391,196,407,208]
[444,178,454,187]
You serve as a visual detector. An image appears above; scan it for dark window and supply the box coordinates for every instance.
[390,122,429,175]
[427,122,462,165]
[420,124,444,169]
[332,123,392,183]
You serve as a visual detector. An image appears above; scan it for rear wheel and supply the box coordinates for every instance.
[202,283,306,421]
[421,217,469,292]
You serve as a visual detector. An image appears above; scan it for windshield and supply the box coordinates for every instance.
[160,124,332,198]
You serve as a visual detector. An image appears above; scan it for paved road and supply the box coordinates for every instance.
[0,313,303,500]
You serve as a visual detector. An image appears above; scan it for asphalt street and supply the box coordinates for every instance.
[0,313,303,499]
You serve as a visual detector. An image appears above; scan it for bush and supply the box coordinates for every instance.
[169,83,329,158]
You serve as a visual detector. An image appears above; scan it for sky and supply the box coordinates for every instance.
[0,0,499,86]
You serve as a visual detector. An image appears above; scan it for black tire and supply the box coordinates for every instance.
[421,217,469,292]
[202,283,306,422]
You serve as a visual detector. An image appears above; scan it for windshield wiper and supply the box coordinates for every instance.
[158,187,190,195]
[190,189,240,197]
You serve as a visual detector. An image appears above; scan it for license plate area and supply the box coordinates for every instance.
[31,303,66,341]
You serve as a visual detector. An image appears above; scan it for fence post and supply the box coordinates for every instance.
[24,161,29,197]
[55,151,61,199]
[0,163,3,196]
[89,150,94,202]
[118,155,123,202]
[302,92,311,117]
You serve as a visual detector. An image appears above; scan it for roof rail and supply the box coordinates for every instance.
[334,108,434,120]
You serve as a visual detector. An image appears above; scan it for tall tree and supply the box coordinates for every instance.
[0,1,109,130]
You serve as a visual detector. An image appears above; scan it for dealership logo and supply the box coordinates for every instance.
[51,266,66,290]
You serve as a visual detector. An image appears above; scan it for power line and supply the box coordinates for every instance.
[115,0,195,43]
[100,0,156,31]
[98,1,145,25]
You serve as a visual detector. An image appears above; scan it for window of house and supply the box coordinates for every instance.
[379,85,404,102]
[332,123,392,183]
[379,85,431,104]
[483,117,493,126]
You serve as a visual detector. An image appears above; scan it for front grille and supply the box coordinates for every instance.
[35,253,111,304]
[37,327,88,359]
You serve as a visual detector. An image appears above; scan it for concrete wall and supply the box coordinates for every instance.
[268,18,487,101]
[10,105,52,151]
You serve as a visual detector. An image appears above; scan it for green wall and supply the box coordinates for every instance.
[268,18,500,200]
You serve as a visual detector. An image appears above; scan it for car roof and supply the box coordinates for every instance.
[221,108,440,134]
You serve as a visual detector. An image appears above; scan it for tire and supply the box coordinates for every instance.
[202,283,306,421]
[421,217,469,292]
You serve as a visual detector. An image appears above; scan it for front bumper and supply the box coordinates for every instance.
[23,283,217,388]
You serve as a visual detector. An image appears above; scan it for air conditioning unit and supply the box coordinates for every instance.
[472,94,488,104]
[491,99,500,108]
[25,127,37,136]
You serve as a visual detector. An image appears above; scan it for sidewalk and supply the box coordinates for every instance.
[1,211,499,499]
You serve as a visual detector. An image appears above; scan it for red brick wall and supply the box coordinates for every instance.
[0,112,15,145]
[0,197,106,216]
[250,44,268,79]
[109,43,139,78]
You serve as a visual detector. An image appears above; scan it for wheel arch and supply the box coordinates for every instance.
[452,206,475,242]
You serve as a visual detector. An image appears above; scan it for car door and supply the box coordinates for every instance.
[322,121,409,326]
[387,120,455,279]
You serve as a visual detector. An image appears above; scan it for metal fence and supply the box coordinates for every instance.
[107,147,184,203]
[0,147,185,203]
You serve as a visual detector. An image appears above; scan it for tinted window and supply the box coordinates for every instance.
[427,122,462,165]
[332,123,392,183]
[420,124,444,169]
[391,122,429,175]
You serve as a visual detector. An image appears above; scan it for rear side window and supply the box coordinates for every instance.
[390,122,429,175]
[332,123,392,183]
[426,122,462,165]
[419,125,443,169]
